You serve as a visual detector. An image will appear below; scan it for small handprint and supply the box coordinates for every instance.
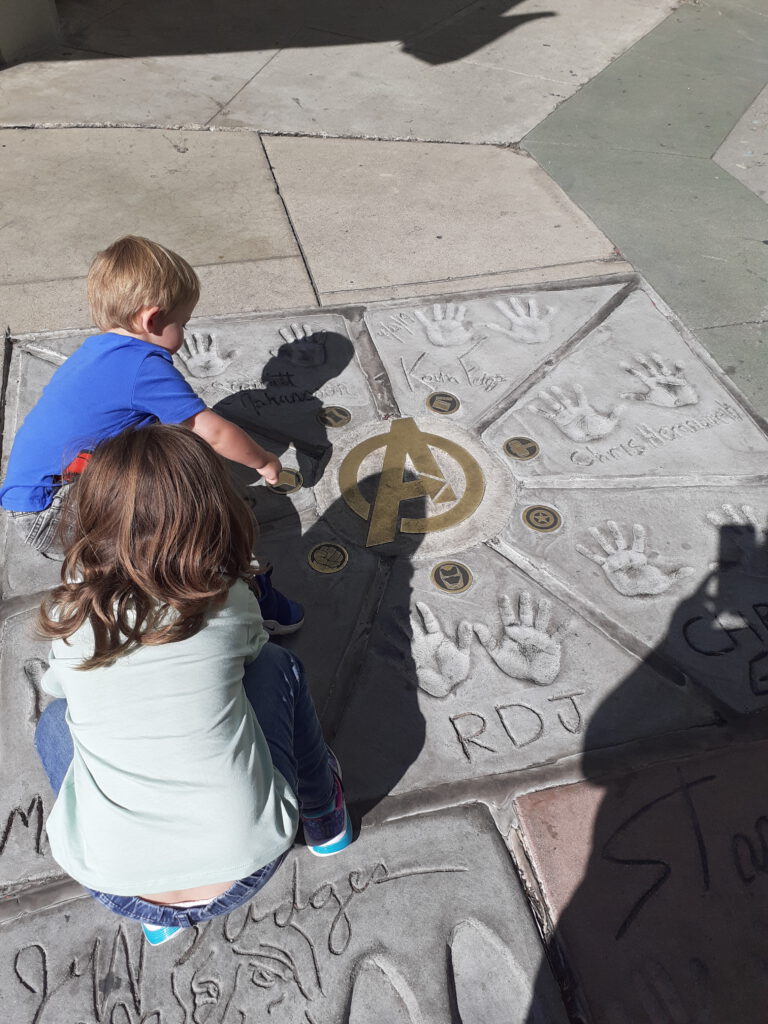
[576,521,694,597]
[481,297,554,345]
[473,592,569,686]
[411,601,473,698]
[414,303,474,348]
[177,333,234,377]
[275,323,327,367]
[706,503,768,575]
[529,383,621,442]
[620,352,699,407]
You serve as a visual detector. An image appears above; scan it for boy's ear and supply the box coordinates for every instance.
[135,306,163,335]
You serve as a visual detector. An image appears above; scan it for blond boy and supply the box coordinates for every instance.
[1,236,302,631]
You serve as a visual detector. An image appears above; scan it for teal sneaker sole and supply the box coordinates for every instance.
[307,809,353,857]
[142,923,183,946]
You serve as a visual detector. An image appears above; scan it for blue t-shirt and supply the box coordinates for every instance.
[0,333,206,512]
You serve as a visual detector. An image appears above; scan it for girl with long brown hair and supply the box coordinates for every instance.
[33,424,351,946]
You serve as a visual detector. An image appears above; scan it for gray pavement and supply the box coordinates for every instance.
[2,1,768,1021]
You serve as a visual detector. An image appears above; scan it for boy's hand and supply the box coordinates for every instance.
[258,453,283,486]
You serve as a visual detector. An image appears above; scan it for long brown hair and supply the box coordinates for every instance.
[39,424,255,669]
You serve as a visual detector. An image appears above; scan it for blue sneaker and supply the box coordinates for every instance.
[248,567,305,635]
[303,753,353,857]
[142,923,183,946]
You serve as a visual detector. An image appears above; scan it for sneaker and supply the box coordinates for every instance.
[248,566,305,635]
[303,753,353,857]
[142,923,183,946]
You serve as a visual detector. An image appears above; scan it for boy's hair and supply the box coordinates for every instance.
[39,425,255,670]
[87,235,200,332]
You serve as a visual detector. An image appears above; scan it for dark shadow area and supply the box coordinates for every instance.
[214,328,355,496]
[525,524,768,1022]
[48,0,556,67]
[214,331,427,825]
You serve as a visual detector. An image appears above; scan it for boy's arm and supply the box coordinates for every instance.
[184,409,281,484]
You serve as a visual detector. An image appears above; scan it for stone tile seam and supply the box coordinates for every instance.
[258,135,322,305]
[317,262,631,303]
[0,254,304,292]
[202,43,298,128]
[0,122,530,150]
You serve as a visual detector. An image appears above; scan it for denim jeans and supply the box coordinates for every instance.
[34,642,335,927]
[8,481,74,558]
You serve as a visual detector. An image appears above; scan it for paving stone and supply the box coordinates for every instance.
[0,129,299,287]
[262,137,617,299]
[0,606,61,894]
[0,49,278,127]
[482,288,768,482]
[405,0,675,84]
[515,740,768,1023]
[494,482,768,715]
[213,31,571,145]
[331,541,715,804]
[0,804,570,1023]
[363,282,624,426]
[714,81,768,203]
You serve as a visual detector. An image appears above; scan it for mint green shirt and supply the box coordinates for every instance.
[41,580,299,896]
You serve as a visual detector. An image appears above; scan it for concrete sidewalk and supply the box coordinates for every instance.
[2,1,768,1021]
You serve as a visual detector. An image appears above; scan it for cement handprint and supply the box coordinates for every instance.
[473,592,569,686]
[276,323,327,367]
[482,297,554,345]
[411,601,473,698]
[414,303,474,348]
[178,333,234,377]
[576,521,694,597]
[620,352,699,407]
[529,384,621,442]
[706,503,768,575]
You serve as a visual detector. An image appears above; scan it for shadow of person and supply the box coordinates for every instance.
[249,472,428,827]
[524,523,768,1023]
[213,328,355,495]
[54,0,556,67]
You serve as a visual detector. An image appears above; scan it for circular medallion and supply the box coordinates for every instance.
[504,437,540,461]
[266,469,303,495]
[317,406,352,428]
[431,561,473,593]
[308,542,349,574]
[522,504,562,533]
[425,392,461,415]
[338,417,484,547]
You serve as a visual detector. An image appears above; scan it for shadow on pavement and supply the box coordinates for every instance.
[51,0,556,67]
[525,524,768,1023]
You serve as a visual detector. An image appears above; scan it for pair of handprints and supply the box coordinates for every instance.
[176,323,325,378]
[411,590,571,698]
[529,352,700,444]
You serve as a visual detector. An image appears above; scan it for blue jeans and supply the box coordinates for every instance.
[34,643,335,927]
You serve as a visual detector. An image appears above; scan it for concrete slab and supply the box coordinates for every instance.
[404,0,675,83]
[262,137,617,300]
[0,128,299,286]
[213,31,571,145]
[0,257,317,336]
[523,0,768,413]
[363,281,625,425]
[483,288,768,482]
[714,82,768,203]
[515,740,768,1023]
[0,605,60,894]
[331,541,715,804]
[0,805,570,1023]
[0,49,279,127]
[527,142,768,338]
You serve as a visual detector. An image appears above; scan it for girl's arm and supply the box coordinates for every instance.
[183,409,281,484]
